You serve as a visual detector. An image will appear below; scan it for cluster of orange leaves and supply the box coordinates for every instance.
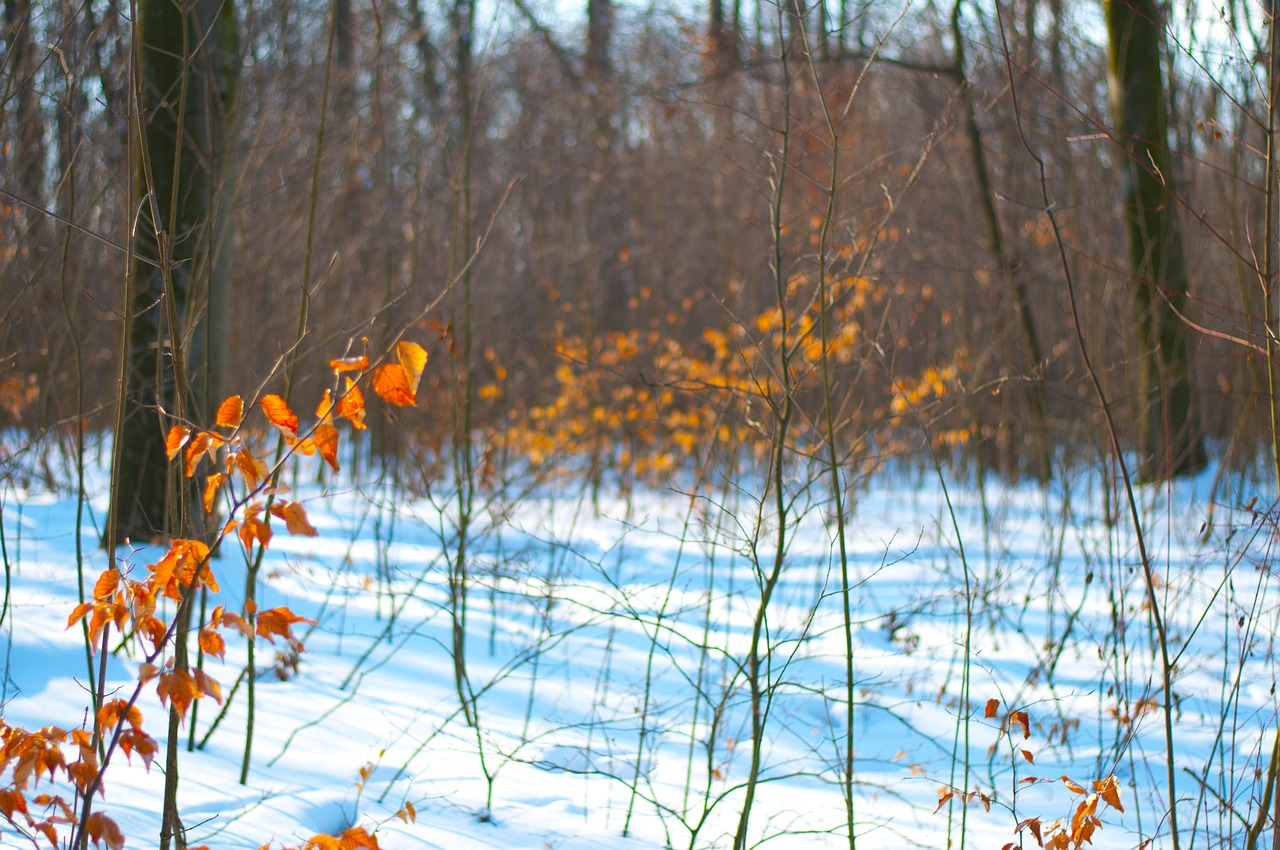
[933,699,1124,850]
[503,275,885,478]
[0,342,429,850]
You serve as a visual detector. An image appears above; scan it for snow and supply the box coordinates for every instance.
[0,452,1272,850]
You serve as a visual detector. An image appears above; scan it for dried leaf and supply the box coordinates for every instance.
[397,341,427,395]
[235,448,269,490]
[1061,776,1087,794]
[316,389,334,424]
[984,698,999,719]
[933,787,953,814]
[255,606,312,643]
[1017,816,1044,847]
[261,394,299,439]
[329,355,369,373]
[203,473,225,513]
[337,378,366,429]
[314,423,339,472]
[270,501,318,536]
[199,627,226,661]
[1020,748,1035,764]
[166,425,191,460]
[1094,775,1124,813]
[216,395,244,429]
[1010,709,1031,739]
[85,811,124,850]
[372,364,415,407]
[93,569,120,601]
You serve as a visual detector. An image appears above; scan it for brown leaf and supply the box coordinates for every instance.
[984,697,999,718]
[1020,748,1035,764]
[1010,709,1031,739]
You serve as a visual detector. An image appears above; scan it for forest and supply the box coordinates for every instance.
[0,0,1278,848]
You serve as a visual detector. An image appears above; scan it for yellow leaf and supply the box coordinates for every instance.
[397,341,427,395]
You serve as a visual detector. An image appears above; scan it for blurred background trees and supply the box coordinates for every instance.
[0,0,1271,495]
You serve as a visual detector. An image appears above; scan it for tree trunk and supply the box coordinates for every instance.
[113,0,236,537]
[1104,0,1206,479]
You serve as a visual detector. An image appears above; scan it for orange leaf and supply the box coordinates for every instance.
[199,628,226,661]
[270,501,318,536]
[203,473,225,513]
[166,425,191,460]
[1010,709,1030,739]
[337,825,379,849]
[290,436,317,456]
[316,389,334,425]
[305,837,340,850]
[68,601,92,628]
[184,431,224,478]
[193,669,223,704]
[1017,816,1044,846]
[1020,748,1035,764]
[933,787,953,814]
[1094,775,1124,812]
[984,698,999,719]
[240,505,273,553]
[329,354,370,373]
[234,448,269,490]
[216,395,244,429]
[314,423,339,473]
[93,569,120,601]
[1061,776,1087,794]
[85,811,125,850]
[255,606,312,643]
[372,364,415,407]
[261,394,299,439]
[337,378,366,429]
[397,341,427,395]
[156,670,201,717]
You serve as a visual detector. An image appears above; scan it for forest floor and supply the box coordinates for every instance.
[1,451,1269,850]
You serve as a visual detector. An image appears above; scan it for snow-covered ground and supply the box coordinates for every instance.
[1,450,1274,850]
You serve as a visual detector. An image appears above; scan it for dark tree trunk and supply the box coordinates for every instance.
[114,0,237,543]
[1105,0,1206,479]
